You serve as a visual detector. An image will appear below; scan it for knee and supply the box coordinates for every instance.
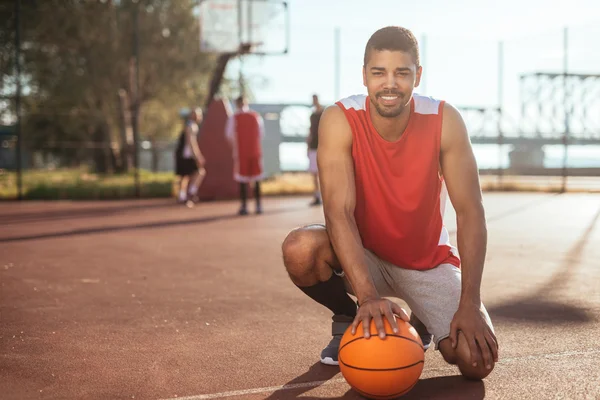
[282,228,317,272]
[457,360,494,380]
[440,345,457,365]
[439,336,495,380]
[282,226,329,282]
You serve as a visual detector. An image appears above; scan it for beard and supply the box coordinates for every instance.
[371,90,409,118]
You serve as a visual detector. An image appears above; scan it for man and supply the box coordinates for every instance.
[306,94,324,206]
[175,108,206,206]
[281,26,498,380]
[225,95,265,215]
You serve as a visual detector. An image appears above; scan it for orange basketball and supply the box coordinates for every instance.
[338,318,425,399]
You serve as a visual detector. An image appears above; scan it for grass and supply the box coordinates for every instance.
[479,175,600,193]
[262,173,600,194]
[1,169,599,200]
[261,173,316,195]
[0,168,175,200]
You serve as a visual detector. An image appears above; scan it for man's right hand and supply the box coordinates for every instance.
[351,298,410,339]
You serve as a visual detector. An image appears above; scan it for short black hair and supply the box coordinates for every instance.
[363,26,420,67]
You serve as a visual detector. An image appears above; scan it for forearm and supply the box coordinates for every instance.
[456,207,487,306]
[325,211,378,304]
[184,128,203,162]
[190,141,203,161]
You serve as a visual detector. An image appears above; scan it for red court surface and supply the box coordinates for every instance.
[1,193,599,399]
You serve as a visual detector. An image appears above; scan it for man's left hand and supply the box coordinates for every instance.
[449,302,498,370]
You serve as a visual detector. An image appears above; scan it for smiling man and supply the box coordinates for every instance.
[281,26,498,380]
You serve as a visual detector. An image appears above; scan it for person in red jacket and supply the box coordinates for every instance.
[225,95,265,215]
[281,26,497,380]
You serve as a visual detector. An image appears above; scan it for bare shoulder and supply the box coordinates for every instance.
[320,104,349,126]
[318,104,352,147]
[441,102,470,152]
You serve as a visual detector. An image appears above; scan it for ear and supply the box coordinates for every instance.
[362,66,367,87]
[414,65,423,88]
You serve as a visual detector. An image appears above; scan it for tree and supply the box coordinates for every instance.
[0,0,219,173]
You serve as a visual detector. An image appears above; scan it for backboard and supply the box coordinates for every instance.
[199,0,289,55]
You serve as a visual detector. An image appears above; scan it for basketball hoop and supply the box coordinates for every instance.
[199,0,288,56]
[199,1,289,110]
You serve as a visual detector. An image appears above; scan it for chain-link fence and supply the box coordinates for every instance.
[2,18,600,200]
[236,21,600,193]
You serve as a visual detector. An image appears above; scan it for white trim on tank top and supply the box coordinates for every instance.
[338,94,367,111]
[413,94,441,115]
[338,93,440,115]
[438,181,459,257]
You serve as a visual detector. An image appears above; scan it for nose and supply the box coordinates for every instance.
[383,72,398,90]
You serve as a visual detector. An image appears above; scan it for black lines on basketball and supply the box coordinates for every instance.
[339,358,424,372]
[338,320,425,399]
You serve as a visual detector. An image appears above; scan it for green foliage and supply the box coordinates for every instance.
[0,168,175,200]
[0,0,219,171]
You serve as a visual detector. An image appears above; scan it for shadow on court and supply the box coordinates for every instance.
[0,201,177,225]
[0,205,306,243]
[488,203,600,324]
[264,364,485,400]
[403,375,485,400]
[264,362,344,399]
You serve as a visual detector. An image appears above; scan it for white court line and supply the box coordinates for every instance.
[162,378,347,400]
[161,349,600,400]
[499,348,600,363]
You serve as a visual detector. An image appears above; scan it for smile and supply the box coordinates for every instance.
[378,94,401,105]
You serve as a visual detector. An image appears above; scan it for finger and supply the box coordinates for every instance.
[351,315,361,335]
[372,313,386,339]
[476,334,493,370]
[449,322,458,349]
[362,315,372,339]
[465,333,481,367]
[391,303,410,322]
[485,326,499,350]
[383,307,399,334]
[487,327,499,350]
[485,330,499,362]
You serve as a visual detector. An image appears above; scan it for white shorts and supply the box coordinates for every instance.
[339,249,494,349]
[307,149,318,174]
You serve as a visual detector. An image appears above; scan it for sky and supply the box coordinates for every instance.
[219,0,600,121]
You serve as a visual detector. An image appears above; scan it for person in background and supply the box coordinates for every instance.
[225,95,265,215]
[307,94,324,206]
[175,108,206,206]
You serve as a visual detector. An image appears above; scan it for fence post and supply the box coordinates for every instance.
[15,0,23,200]
[334,27,341,100]
[561,26,569,193]
[497,40,504,189]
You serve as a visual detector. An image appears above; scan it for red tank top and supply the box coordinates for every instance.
[336,94,460,271]
[235,112,262,159]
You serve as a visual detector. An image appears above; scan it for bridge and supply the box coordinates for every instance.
[278,134,600,146]
[252,72,600,174]
[255,101,600,146]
